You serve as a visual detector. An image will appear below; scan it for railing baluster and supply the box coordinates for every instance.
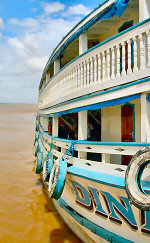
[84,61,87,87]
[116,44,121,77]
[111,47,115,79]
[98,53,102,83]
[81,62,84,88]
[87,59,90,85]
[102,52,106,82]
[78,64,81,89]
[133,36,138,72]
[94,55,97,83]
[139,33,145,70]
[90,57,94,85]
[122,42,126,75]
[127,39,132,74]
[106,49,110,80]
[146,30,150,68]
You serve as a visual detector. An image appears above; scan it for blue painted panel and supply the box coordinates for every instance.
[49,94,141,117]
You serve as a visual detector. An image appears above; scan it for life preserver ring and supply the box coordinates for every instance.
[35,141,39,157]
[36,120,39,132]
[48,157,67,200]
[35,131,40,141]
[125,147,150,210]
[35,152,43,174]
[42,152,53,182]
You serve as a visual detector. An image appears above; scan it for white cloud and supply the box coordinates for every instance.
[42,2,65,15]
[9,17,38,28]
[8,38,24,49]
[0,2,84,103]
[63,4,91,16]
[0,17,4,29]
[0,32,2,38]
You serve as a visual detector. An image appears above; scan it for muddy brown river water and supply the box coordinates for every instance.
[0,104,82,243]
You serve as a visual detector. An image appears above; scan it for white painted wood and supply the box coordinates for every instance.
[52,117,58,137]
[133,36,138,72]
[54,58,60,75]
[122,42,126,76]
[83,61,87,87]
[79,32,88,55]
[102,153,110,163]
[111,47,115,79]
[141,93,147,142]
[106,49,110,80]
[78,110,87,159]
[39,21,150,109]
[139,33,145,70]
[41,79,150,115]
[94,56,97,83]
[116,44,121,77]
[139,0,150,22]
[127,39,132,74]
[87,59,90,85]
[97,53,102,82]
[146,30,150,68]
[90,57,94,85]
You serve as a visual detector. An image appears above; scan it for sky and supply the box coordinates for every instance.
[0,0,104,103]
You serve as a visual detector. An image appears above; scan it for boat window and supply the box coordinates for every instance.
[48,117,52,135]
[87,109,101,141]
[58,113,78,140]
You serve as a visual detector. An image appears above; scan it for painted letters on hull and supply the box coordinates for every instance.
[69,180,150,234]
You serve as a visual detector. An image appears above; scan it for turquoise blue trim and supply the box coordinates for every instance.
[67,165,150,191]
[118,20,133,33]
[44,94,140,117]
[39,126,150,147]
[40,77,150,113]
[121,103,135,164]
[41,0,110,79]
[40,18,150,86]
[41,0,130,81]
[67,165,125,189]
[57,198,133,243]
[147,94,150,102]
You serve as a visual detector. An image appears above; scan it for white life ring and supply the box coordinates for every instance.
[125,147,150,210]
[48,157,67,200]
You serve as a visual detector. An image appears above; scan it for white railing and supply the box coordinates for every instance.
[39,20,150,108]
[39,126,150,164]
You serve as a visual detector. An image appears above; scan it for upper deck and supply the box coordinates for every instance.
[38,0,150,113]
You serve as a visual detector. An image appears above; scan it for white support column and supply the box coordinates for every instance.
[139,0,150,22]
[79,32,88,55]
[78,110,87,159]
[41,116,49,132]
[102,154,110,163]
[46,71,50,84]
[141,93,150,142]
[52,117,58,137]
[54,58,60,75]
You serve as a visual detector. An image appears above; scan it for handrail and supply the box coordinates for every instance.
[40,126,150,147]
[39,18,150,94]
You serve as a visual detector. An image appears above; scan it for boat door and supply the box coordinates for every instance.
[121,104,135,165]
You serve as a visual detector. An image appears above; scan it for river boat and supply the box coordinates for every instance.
[34,0,150,242]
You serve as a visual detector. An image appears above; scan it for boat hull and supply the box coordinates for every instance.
[50,170,150,243]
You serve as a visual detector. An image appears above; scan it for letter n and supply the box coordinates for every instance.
[101,190,138,229]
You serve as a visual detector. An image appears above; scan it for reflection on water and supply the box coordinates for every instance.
[0,104,82,243]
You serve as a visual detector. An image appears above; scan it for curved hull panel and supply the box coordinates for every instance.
[52,172,150,243]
